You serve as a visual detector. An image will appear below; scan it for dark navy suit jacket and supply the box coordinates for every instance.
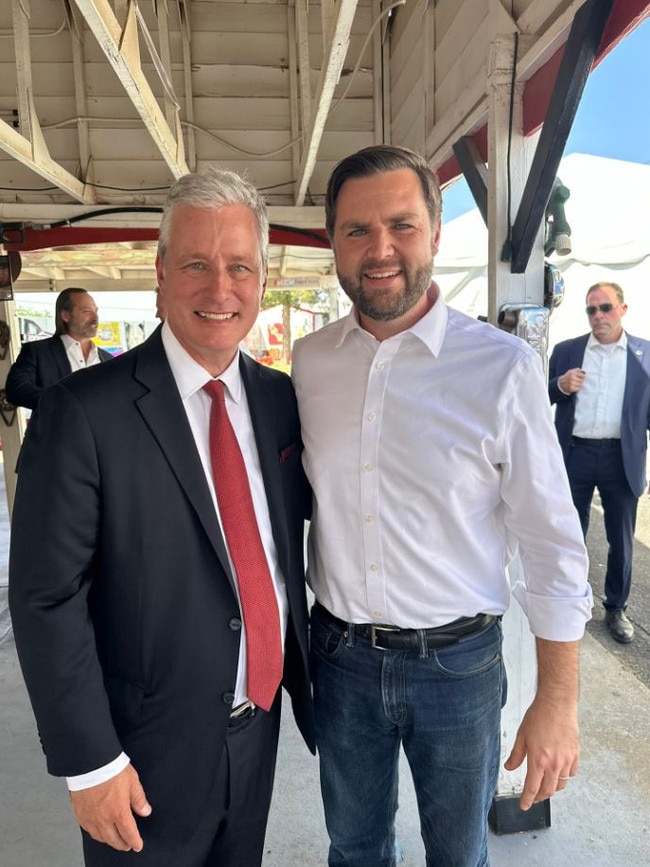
[9,328,315,851]
[5,334,113,410]
[548,332,650,497]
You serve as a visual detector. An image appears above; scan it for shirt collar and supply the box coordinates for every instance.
[586,330,627,352]
[161,321,243,402]
[60,332,98,351]
[334,282,447,357]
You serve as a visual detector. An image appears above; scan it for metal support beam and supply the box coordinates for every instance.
[509,0,615,273]
[452,136,488,225]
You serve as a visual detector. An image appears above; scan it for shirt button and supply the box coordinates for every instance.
[365,514,374,523]
[222,691,236,706]
[229,617,242,631]
[369,563,378,572]
[376,362,385,370]
[373,610,384,618]
[367,412,376,422]
[364,464,374,472]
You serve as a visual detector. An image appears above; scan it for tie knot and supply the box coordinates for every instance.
[203,379,225,402]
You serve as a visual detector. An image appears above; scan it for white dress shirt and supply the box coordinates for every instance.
[292,288,592,642]
[573,332,627,439]
[67,323,287,790]
[60,333,102,370]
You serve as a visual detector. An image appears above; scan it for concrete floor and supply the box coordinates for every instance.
[2,459,649,866]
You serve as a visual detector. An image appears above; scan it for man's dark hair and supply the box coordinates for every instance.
[325,145,443,239]
[55,287,89,335]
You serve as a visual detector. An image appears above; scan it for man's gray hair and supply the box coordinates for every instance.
[157,167,269,270]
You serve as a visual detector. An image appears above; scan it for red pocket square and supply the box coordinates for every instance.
[279,442,298,463]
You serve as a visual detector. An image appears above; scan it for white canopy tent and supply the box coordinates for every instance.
[436,153,650,349]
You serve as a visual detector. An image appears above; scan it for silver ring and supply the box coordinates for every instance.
[558,775,570,781]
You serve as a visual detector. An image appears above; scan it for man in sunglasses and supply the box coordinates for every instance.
[549,282,650,643]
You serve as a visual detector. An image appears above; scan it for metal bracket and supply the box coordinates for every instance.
[497,304,550,377]
[0,388,17,427]
[0,223,26,246]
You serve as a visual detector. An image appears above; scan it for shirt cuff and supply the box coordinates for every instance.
[512,581,594,641]
[66,752,130,791]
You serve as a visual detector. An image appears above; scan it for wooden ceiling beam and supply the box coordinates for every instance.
[63,1,93,183]
[5,0,96,203]
[0,118,95,204]
[294,0,359,206]
[71,0,189,178]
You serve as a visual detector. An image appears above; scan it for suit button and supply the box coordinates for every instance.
[223,691,235,706]
[229,617,242,631]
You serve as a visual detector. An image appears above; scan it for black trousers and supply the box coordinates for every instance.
[567,440,638,609]
[82,696,282,867]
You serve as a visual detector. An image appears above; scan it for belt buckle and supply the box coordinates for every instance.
[369,624,399,651]
[230,699,256,719]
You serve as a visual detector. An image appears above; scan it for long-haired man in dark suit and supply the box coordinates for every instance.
[9,167,315,866]
[6,287,113,409]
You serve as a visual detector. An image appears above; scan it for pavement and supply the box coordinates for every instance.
[1,456,649,866]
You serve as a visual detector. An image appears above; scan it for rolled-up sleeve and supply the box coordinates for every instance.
[500,352,593,641]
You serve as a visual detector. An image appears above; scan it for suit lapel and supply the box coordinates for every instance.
[50,335,73,378]
[624,336,649,404]
[626,336,646,367]
[132,331,234,581]
[570,334,589,369]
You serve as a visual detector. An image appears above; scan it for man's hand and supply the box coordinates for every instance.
[69,764,152,852]
[505,638,580,810]
[558,368,586,394]
[504,695,579,810]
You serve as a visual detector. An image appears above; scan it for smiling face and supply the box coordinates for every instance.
[331,167,440,339]
[586,284,627,345]
[155,203,267,376]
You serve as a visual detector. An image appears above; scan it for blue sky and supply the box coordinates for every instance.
[442,17,650,222]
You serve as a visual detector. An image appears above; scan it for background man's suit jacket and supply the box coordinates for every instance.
[5,333,113,409]
[9,328,315,851]
[548,332,650,497]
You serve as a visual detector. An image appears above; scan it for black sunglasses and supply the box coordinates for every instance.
[586,303,616,315]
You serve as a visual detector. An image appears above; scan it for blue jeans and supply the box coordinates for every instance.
[311,605,506,867]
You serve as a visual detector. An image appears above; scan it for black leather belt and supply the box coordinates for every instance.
[572,436,621,449]
[315,603,495,652]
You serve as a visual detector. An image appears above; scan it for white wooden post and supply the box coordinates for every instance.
[486,37,551,833]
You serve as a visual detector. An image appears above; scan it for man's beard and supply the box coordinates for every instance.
[77,323,99,339]
[338,258,433,323]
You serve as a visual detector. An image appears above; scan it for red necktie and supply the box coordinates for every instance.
[203,379,283,711]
